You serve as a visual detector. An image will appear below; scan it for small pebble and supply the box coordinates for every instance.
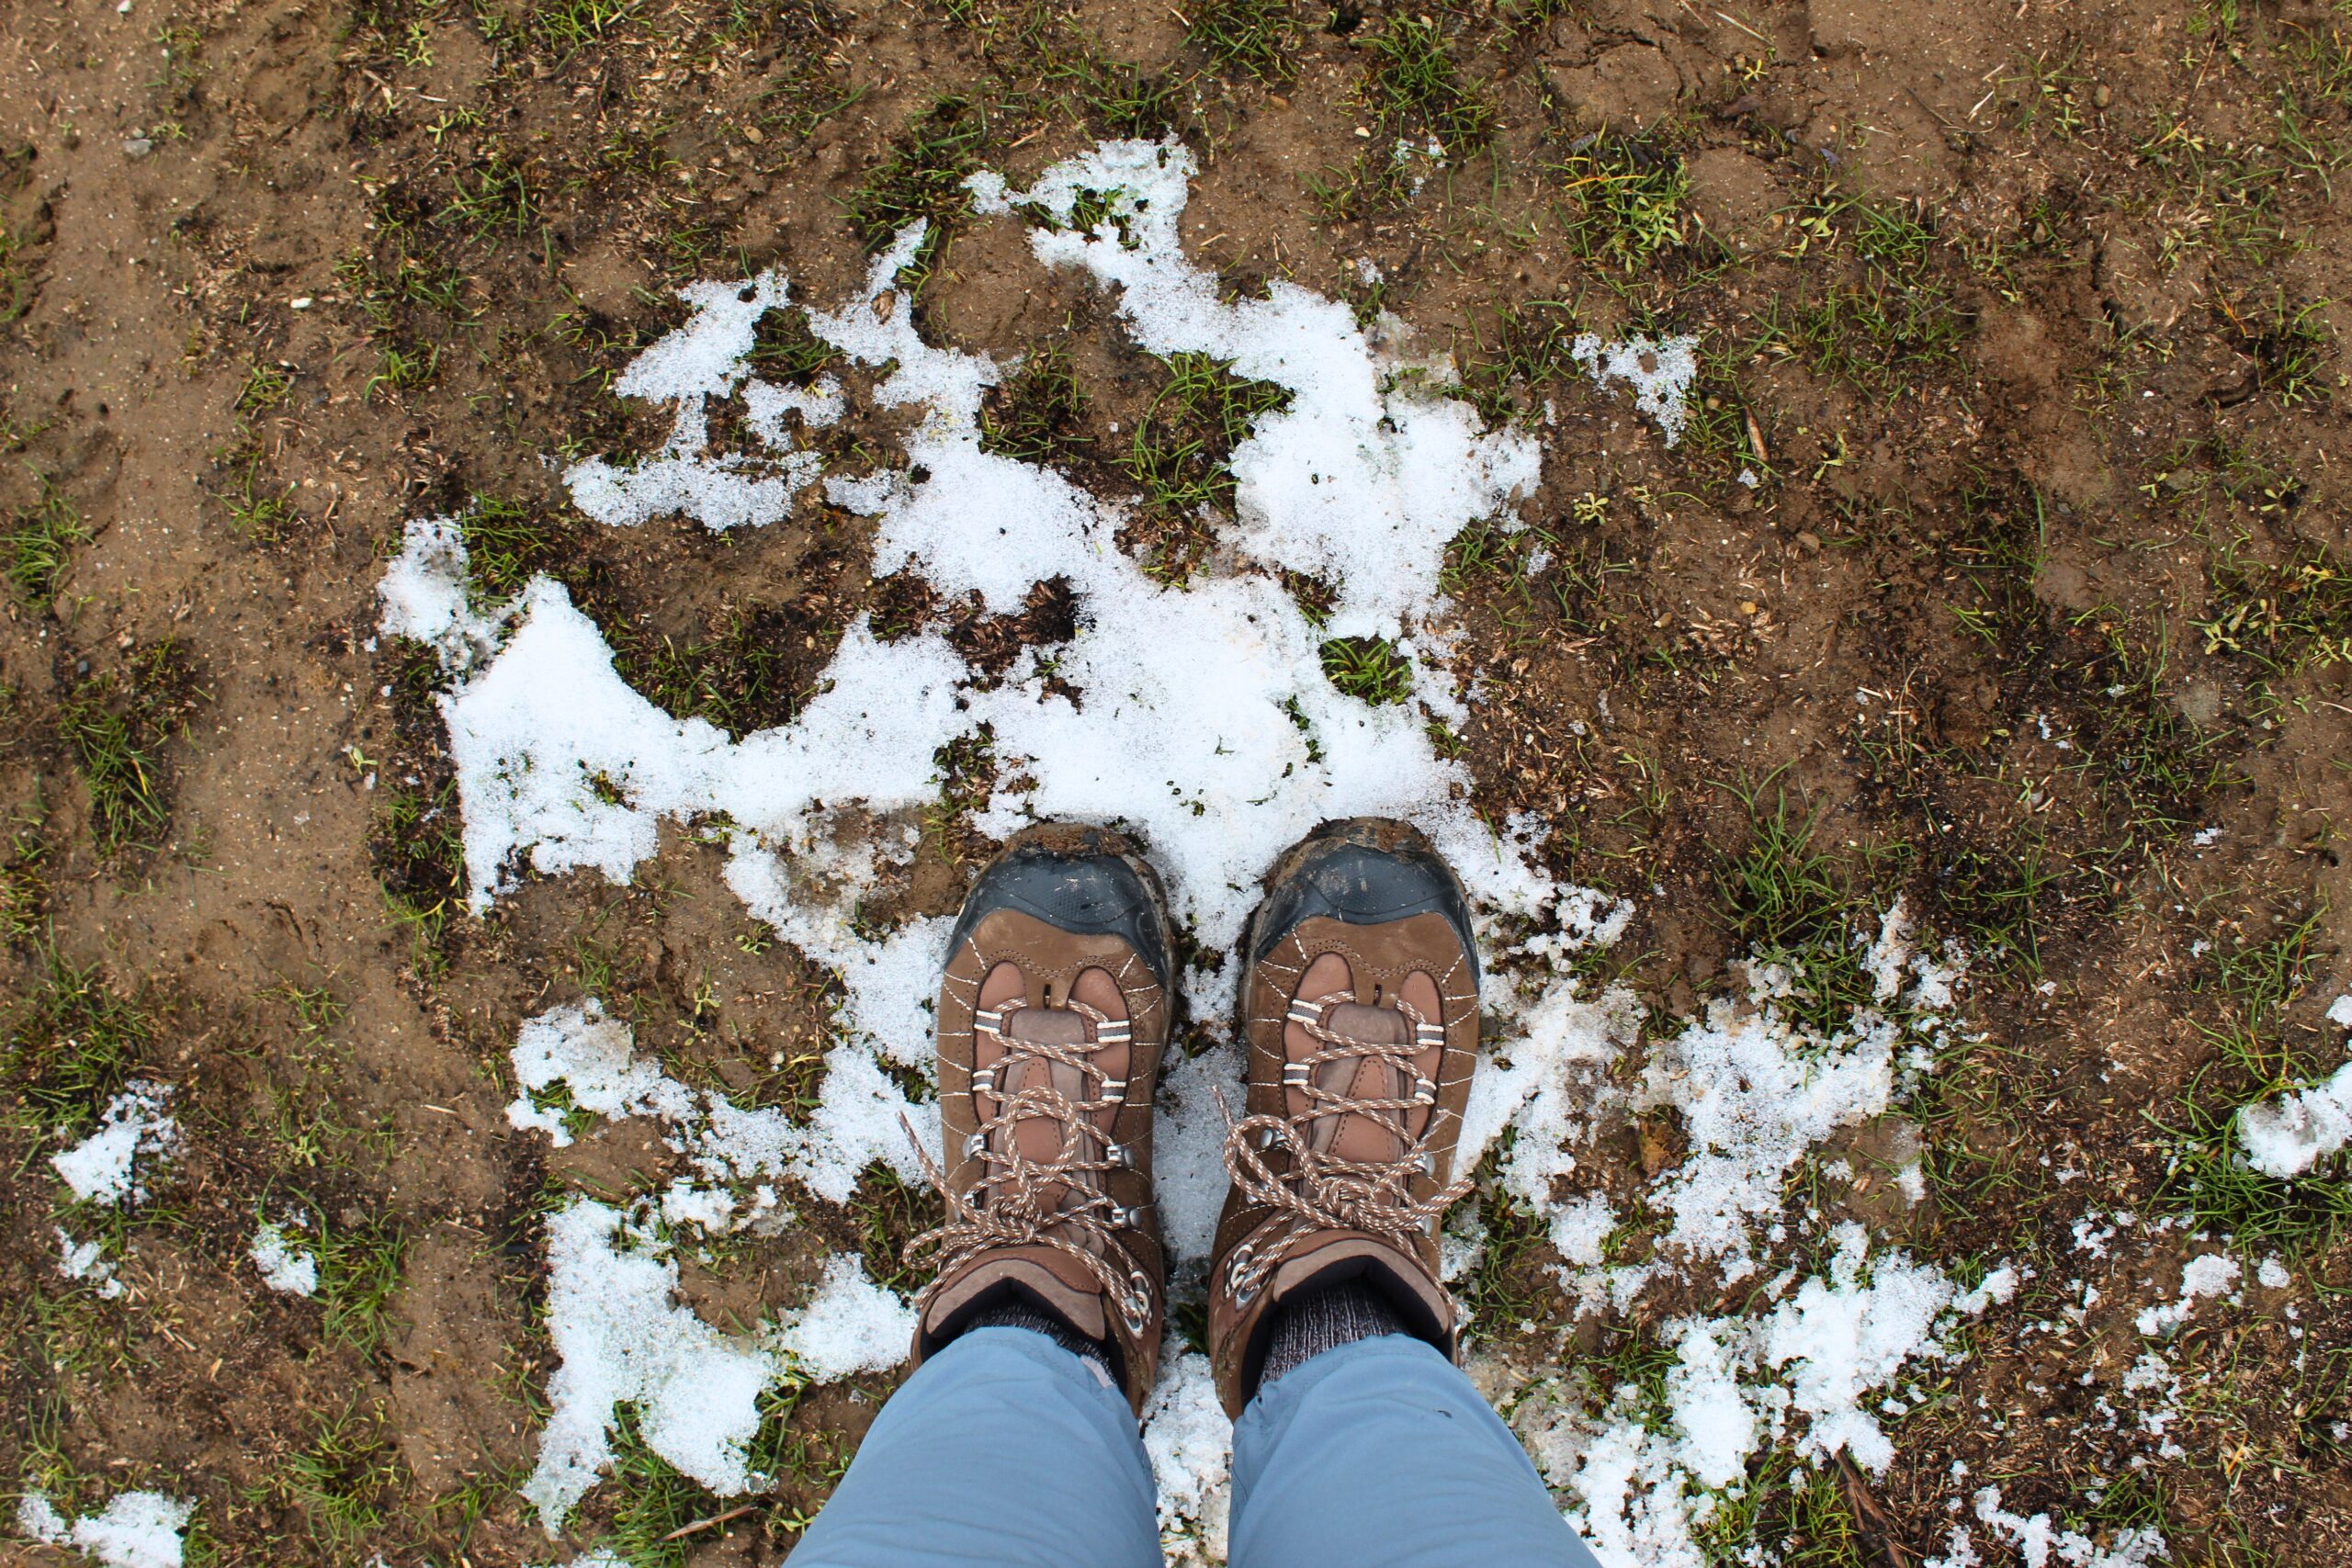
[1794,530,1823,556]
[122,137,153,159]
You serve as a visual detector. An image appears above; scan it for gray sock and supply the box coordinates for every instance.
[965,1299,1117,1386]
[1261,1279,1407,1386]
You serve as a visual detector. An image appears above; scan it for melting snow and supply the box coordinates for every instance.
[524,1199,779,1532]
[248,1221,319,1297]
[17,1490,196,1568]
[374,137,2038,1559]
[55,1226,124,1299]
[2235,1061,2352,1179]
[51,1082,180,1206]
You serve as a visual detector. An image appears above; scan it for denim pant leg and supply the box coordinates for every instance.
[787,1327,1161,1568]
[1228,1334,1604,1568]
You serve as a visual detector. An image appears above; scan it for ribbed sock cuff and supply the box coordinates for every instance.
[1261,1279,1407,1387]
[964,1300,1117,1386]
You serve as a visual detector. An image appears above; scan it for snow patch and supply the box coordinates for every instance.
[17,1489,197,1568]
[2235,1061,2352,1179]
[51,1082,179,1206]
[249,1221,319,1297]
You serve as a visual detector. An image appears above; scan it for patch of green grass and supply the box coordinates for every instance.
[844,96,991,284]
[441,148,539,241]
[375,773,465,958]
[1364,16,1493,159]
[2007,43,2093,140]
[851,1164,942,1294]
[1550,135,1688,270]
[0,215,34,322]
[3,946,150,1137]
[979,343,1094,467]
[1065,57,1180,139]
[2159,909,2352,1251]
[0,814,48,942]
[364,340,441,400]
[1319,635,1413,705]
[613,607,819,739]
[215,454,303,545]
[3,476,90,609]
[597,1404,731,1565]
[1188,0,1296,81]
[1119,351,1292,582]
[1459,299,1584,423]
[2197,539,2352,676]
[750,307,844,384]
[315,1211,408,1356]
[1456,1176,1555,1336]
[2215,291,2335,409]
[1738,1455,1868,1568]
[236,359,295,413]
[268,1400,405,1555]
[2132,116,2290,265]
[1755,194,1967,389]
[535,0,642,53]
[61,640,199,859]
[458,494,571,602]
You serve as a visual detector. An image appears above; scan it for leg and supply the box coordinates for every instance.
[788,1326,1161,1568]
[1228,1334,1601,1568]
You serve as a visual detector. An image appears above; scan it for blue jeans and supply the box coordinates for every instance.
[789,1327,1601,1566]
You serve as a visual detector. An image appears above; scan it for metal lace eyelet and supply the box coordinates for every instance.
[1419,1150,1438,1177]
[962,1131,988,1159]
[1107,1141,1135,1169]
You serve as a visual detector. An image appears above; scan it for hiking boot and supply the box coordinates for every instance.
[1208,818,1481,1416]
[907,824,1173,1413]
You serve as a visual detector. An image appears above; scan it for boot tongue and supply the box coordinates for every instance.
[1005,1006,1091,1047]
[1307,1002,1416,1164]
[993,1008,1100,1211]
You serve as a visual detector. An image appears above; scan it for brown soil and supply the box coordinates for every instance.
[2,0,2349,1563]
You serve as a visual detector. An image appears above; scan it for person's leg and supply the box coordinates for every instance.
[788,1325,1160,1568]
[1228,1332,1601,1568]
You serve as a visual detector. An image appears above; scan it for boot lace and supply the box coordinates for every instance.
[905,998,1155,1335]
[1219,994,1468,1306]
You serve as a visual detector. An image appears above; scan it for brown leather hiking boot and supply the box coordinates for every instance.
[1207,818,1481,1416]
[907,825,1173,1414]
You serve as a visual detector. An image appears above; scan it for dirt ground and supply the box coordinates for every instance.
[3,0,2351,1562]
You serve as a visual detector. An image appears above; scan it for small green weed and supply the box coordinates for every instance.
[3,477,90,609]
[2197,541,2352,676]
[364,340,441,400]
[536,0,641,53]
[1550,135,1688,269]
[441,149,539,241]
[2007,44,2094,140]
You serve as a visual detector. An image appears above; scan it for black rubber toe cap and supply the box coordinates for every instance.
[1247,822,1479,988]
[947,837,1173,988]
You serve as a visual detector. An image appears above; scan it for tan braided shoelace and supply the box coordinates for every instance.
[1219,994,1469,1306]
[906,998,1156,1335]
